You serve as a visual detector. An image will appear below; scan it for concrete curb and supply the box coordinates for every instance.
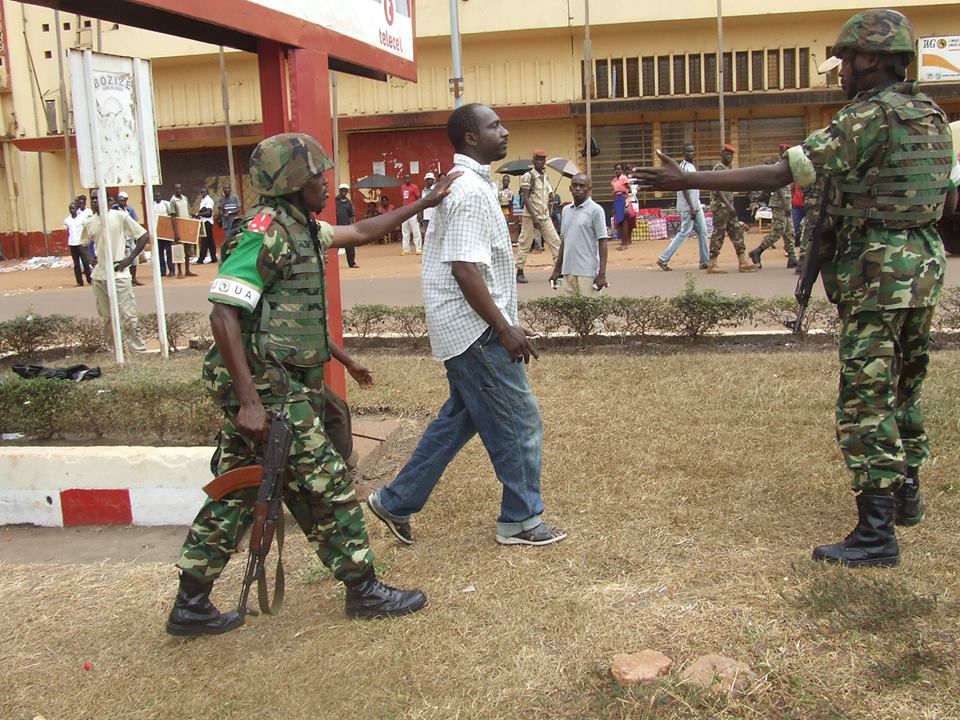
[0,446,210,527]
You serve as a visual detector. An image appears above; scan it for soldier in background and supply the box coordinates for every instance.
[748,144,799,269]
[165,133,458,636]
[636,8,959,568]
[705,144,757,273]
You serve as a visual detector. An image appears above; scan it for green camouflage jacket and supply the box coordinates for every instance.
[794,81,952,311]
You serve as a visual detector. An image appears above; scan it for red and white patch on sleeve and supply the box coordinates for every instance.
[247,212,273,234]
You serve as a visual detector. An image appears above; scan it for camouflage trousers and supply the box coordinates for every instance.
[836,305,935,492]
[758,211,796,258]
[177,395,373,584]
[708,205,746,259]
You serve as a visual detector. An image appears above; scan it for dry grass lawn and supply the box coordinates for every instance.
[2,348,960,719]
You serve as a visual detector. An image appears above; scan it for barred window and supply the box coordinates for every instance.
[641,56,655,96]
[626,57,640,97]
[705,53,717,93]
[783,48,796,89]
[657,56,671,95]
[735,52,748,92]
[751,51,764,90]
[673,55,687,95]
[596,59,609,98]
[767,50,780,89]
[688,54,702,94]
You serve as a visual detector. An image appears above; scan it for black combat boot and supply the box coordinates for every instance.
[895,466,925,527]
[812,493,900,567]
[786,256,798,269]
[344,568,427,619]
[748,246,764,269]
[165,573,244,636]
[516,269,528,284]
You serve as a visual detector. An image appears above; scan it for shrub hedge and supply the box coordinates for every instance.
[6,280,960,363]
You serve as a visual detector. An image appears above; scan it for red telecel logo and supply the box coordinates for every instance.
[384,0,395,26]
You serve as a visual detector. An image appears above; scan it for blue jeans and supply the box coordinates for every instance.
[791,206,806,248]
[660,208,709,265]
[372,326,545,536]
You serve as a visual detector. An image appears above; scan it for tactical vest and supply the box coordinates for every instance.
[247,205,331,368]
[828,83,953,230]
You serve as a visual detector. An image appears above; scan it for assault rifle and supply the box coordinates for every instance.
[200,411,294,621]
[787,181,834,334]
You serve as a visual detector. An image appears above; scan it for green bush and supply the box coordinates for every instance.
[344,304,393,338]
[522,295,616,346]
[609,296,670,338]
[0,374,219,445]
[139,311,206,352]
[392,305,428,339]
[0,313,71,359]
[754,296,838,337]
[663,274,757,338]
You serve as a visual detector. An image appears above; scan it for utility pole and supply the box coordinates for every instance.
[54,9,74,202]
[218,47,236,185]
[584,0,593,178]
[449,0,464,107]
[717,0,725,145]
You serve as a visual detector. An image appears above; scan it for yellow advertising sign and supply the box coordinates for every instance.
[918,36,960,83]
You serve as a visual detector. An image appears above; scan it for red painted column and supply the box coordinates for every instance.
[288,47,346,399]
[257,40,289,136]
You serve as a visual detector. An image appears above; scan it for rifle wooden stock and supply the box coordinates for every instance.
[202,465,263,501]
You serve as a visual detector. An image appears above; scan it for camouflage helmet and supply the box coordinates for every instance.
[831,9,916,63]
[249,133,334,197]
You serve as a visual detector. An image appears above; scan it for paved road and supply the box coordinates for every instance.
[5,256,960,321]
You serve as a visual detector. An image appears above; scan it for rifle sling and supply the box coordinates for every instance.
[257,513,285,615]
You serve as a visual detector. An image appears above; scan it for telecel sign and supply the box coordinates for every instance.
[248,0,414,62]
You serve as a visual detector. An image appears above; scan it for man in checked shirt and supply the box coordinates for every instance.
[367,103,567,548]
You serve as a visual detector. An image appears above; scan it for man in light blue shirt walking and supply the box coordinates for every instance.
[657,143,709,271]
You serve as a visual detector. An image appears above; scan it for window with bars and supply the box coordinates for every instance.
[705,53,717,93]
[626,57,640,97]
[738,116,807,167]
[673,55,687,95]
[657,56,670,95]
[596,58,609,98]
[590,47,812,100]
[660,120,730,172]
[751,51,764,90]
[783,49,796,89]
[611,58,625,98]
[688,55,702,93]
[736,52,749,92]
[641,56,655,95]
[591,124,655,203]
[767,51,780,89]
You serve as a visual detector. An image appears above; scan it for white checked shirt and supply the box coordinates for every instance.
[421,153,518,361]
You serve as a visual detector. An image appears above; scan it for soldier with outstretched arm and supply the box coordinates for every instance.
[166,133,459,636]
[635,9,959,569]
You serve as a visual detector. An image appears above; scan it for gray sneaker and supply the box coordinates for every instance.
[365,493,414,545]
[496,521,568,547]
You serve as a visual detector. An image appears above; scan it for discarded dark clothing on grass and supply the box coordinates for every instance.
[12,364,102,382]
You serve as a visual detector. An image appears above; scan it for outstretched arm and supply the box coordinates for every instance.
[331,172,461,247]
[635,151,793,193]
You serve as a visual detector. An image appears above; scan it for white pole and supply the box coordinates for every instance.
[133,58,169,358]
[219,47,236,185]
[584,0,592,179]
[82,50,124,364]
[449,0,464,108]
[717,0,725,146]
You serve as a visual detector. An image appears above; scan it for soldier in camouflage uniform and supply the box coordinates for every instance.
[636,9,960,568]
[706,144,757,273]
[749,144,799,269]
[166,133,457,636]
[794,175,825,273]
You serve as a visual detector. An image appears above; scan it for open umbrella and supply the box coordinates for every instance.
[352,174,403,189]
[494,159,532,176]
[546,157,581,178]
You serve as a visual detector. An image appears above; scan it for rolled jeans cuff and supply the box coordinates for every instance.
[496,513,543,538]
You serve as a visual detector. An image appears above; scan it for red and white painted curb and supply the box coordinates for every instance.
[0,447,210,527]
